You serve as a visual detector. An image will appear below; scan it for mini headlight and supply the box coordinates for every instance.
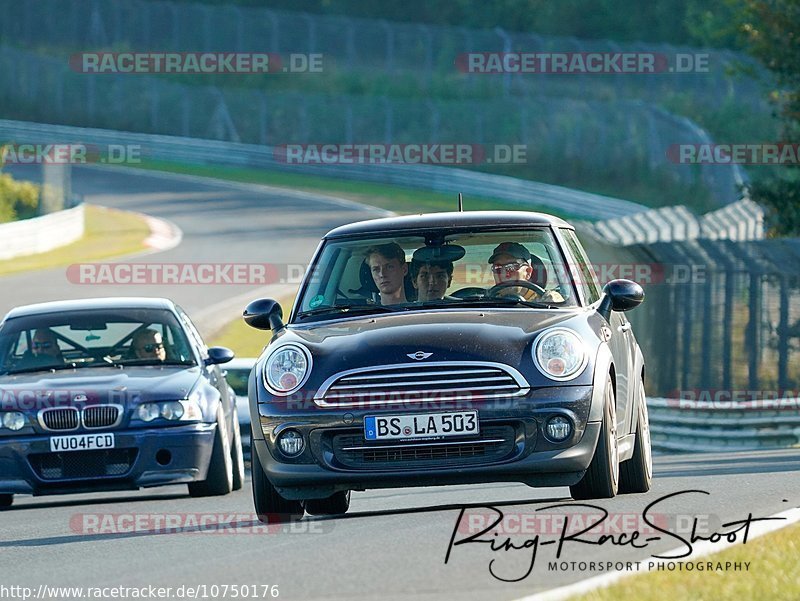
[534,328,588,381]
[264,344,311,395]
[137,403,160,422]
[160,401,185,421]
[2,411,25,431]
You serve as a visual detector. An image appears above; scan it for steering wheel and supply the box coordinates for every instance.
[487,280,547,299]
[450,286,488,299]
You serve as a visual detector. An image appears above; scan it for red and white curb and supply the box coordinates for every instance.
[142,214,183,251]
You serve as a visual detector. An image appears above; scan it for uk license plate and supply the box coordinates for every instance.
[364,411,478,441]
[50,433,115,452]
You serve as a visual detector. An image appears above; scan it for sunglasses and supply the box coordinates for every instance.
[491,261,526,275]
[32,341,53,349]
[138,343,164,352]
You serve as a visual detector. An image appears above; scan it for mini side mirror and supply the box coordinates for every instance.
[244,298,284,331]
[598,279,644,322]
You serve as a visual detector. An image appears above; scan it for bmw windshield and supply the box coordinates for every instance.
[0,309,197,375]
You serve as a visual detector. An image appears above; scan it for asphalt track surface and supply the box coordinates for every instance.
[2,166,799,600]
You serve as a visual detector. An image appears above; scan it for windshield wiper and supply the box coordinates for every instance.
[2,363,87,376]
[298,304,401,319]
[453,297,561,310]
[115,359,197,367]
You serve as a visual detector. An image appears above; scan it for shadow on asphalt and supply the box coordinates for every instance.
[654,449,800,478]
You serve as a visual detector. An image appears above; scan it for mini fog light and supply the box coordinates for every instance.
[2,411,25,431]
[545,416,573,442]
[277,429,305,457]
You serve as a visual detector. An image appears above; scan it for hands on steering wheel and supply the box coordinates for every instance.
[486,280,547,300]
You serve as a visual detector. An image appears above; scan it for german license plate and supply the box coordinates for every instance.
[364,411,478,441]
[50,433,115,452]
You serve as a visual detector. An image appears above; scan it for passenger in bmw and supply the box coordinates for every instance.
[488,241,565,303]
[366,242,409,305]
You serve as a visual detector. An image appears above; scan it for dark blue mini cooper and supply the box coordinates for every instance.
[0,297,243,508]
[244,212,651,521]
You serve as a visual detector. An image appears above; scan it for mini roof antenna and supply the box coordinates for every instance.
[457,192,463,212]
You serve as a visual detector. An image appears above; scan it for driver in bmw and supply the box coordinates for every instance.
[488,242,565,303]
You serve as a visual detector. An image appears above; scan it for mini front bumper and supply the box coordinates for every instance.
[252,386,601,500]
[0,423,216,496]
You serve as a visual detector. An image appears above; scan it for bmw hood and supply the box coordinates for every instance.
[0,366,202,410]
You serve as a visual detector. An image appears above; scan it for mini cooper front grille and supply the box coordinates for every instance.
[316,362,529,407]
[40,408,79,431]
[29,449,138,480]
[331,425,517,469]
[82,405,121,429]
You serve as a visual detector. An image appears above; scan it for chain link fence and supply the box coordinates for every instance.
[0,43,745,206]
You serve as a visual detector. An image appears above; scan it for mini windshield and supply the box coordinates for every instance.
[0,308,197,375]
[295,229,578,322]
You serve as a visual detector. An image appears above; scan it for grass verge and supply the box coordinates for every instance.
[209,296,295,358]
[0,205,152,277]
[133,159,590,222]
[570,521,800,601]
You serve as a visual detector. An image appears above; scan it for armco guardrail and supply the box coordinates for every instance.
[0,119,648,220]
[0,204,84,260]
[647,397,800,453]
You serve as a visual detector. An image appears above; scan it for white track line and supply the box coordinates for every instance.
[516,506,800,601]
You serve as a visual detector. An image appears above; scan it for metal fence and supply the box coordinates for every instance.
[622,238,800,398]
[0,43,746,205]
[0,0,768,108]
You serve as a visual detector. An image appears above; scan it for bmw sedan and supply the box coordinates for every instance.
[0,297,243,508]
[244,211,652,521]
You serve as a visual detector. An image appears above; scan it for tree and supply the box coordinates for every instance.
[739,0,800,235]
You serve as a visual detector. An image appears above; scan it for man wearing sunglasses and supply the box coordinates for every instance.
[132,329,167,361]
[21,328,65,368]
[487,242,565,303]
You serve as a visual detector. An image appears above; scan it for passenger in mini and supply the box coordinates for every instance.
[366,243,408,305]
[411,259,453,301]
[132,328,167,361]
[488,241,565,302]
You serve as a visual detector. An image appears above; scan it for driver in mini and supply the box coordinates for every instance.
[488,242,565,303]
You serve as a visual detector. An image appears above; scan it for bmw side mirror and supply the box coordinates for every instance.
[244,298,284,331]
[598,279,644,322]
[206,346,235,365]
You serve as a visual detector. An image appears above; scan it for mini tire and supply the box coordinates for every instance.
[304,491,351,516]
[570,374,619,500]
[188,406,233,497]
[251,444,304,524]
[619,376,653,494]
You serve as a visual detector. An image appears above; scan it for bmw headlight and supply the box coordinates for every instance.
[264,344,311,395]
[137,403,161,422]
[1,411,26,431]
[533,328,588,381]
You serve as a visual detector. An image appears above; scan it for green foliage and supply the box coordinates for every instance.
[737,0,800,235]
[0,150,40,222]
[750,174,800,236]
[160,0,741,46]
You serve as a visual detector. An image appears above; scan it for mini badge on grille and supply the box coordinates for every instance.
[407,351,433,361]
